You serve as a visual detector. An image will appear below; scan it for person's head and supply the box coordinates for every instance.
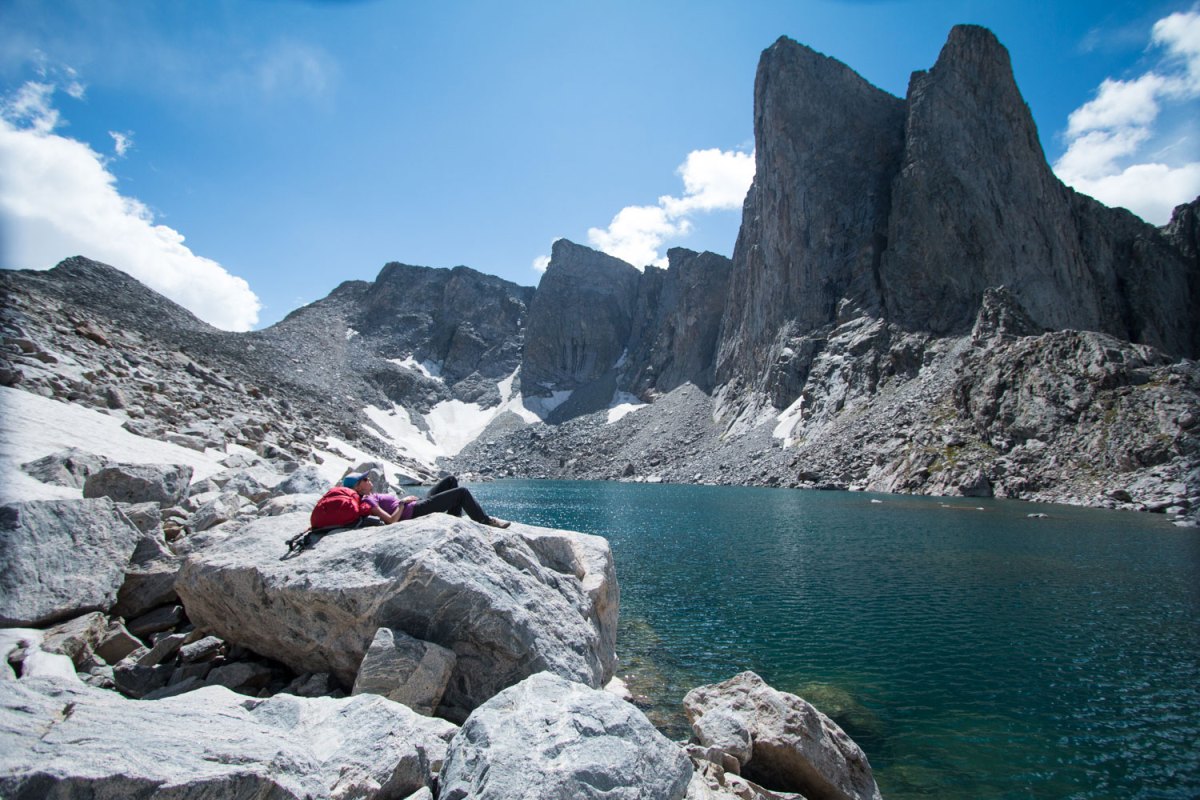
[342,472,373,495]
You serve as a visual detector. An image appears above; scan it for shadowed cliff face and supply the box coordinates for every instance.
[716,35,906,406]
[880,25,1197,353]
[623,248,732,397]
[521,239,642,397]
[716,25,1199,425]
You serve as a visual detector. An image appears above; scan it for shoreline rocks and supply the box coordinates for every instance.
[175,511,619,722]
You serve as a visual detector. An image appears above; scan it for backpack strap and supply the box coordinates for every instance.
[281,516,383,559]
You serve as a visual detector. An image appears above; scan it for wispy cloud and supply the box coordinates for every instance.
[0,79,262,331]
[1054,7,1200,224]
[532,147,754,272]
[108,129,132,156]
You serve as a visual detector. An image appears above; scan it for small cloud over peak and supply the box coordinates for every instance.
[1054,7,1200,224]
[588,205,685,269]
[0,79,262,331]
[578,147,754,269]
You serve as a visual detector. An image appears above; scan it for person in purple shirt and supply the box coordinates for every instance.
[342,472,510,528]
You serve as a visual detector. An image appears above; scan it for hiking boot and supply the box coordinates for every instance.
[487,517,511,529]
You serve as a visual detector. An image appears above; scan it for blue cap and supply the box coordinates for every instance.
[342,472,367,488]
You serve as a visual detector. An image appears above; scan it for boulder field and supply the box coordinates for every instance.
[1,450,884,799]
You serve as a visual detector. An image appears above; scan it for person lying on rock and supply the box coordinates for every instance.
[343,471,511,529]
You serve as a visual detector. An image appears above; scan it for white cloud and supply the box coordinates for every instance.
[571,147,754,270]
[1054,8,1200,224]
[108,130,132,156]
[661,148,756,216]
[588,204,689,269]
[0,80,262,331]
[1153,8,1200,88]
[1066,74,1169,135]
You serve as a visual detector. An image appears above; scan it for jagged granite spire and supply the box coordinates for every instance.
[880,24,1197,354]
[521,239,641,399]
[717,24,1200,422]
[715,35,906,407]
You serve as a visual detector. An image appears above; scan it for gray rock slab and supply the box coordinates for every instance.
[189,491,246,532]
[112,529,182,619]
[0,675,458,798]
[0,499,143,627]
[260,492,322,516]
[176,511,618,721]
[40,611,108,669]
[272,467,326,497]
[94,620,142,665]
[126,604,184,638]
[440,672,693,800]
[353,627,456,716]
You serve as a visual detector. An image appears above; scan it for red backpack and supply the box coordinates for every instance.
[310,487,368,530]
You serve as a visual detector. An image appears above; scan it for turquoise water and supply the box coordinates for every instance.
[473,480,1200,799]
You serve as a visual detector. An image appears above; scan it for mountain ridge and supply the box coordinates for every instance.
[1,23,1197,524]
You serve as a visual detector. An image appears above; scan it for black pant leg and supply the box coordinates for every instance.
[426,475,459,497]
[410,487,490,524]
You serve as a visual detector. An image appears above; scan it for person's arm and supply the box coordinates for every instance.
[361,494,402,525]
[372,504,403,524]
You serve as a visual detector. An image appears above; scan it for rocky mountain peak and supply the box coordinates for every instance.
[521,239,640,399]
[716,23,1199,433]
[716,34,905,408]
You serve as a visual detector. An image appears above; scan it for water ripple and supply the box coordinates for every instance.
[476,481,1200,800]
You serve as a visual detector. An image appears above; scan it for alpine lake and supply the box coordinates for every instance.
[470,479,1200,800]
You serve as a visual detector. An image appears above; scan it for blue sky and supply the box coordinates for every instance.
[2,0,1198,330]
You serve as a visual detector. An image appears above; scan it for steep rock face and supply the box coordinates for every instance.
[354,263,533,401]
[881,26,1198,356]
[714,24,1199,436]
[715,36,906,412]
[521,239,641,411]
[1164,198,1200,263]
[623,248,732,397]
[255,263,532,411]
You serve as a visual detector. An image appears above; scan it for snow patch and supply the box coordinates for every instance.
[0,386,231,505]
[361,405,441,468]
[388,357,443,381]
[426,399,497,457]
[773,394,807,446]
[607,391,646,423]
[345,328,359,341]
[521,390,572,421]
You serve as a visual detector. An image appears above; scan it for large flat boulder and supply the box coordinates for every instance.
[684,672,882,800]
[0,499,143,627]
[176,512,618,721]
[0,675,457,798]
[439,672,693,800]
